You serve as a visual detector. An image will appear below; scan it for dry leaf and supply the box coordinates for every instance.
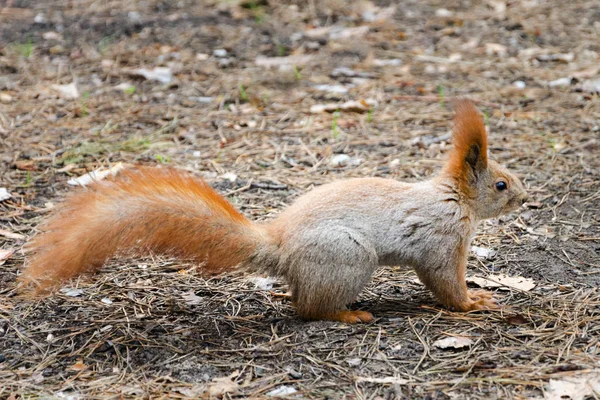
[60,288,84,297]
[0,249,14,265]
[182,291,203,305]
[471,246,496,259]
[13,160,38,171]
[0,92,12,104]
[433,336,473,350]
[255,55,313,67]
[467,274,536,291]
[580,78,600,94]
[250,276,277,290]
[545,371,600,400]
[266,386,297,396]
[67,163,126,186]
[0,229,25,240]
[205,372,240,397]
[173,386,204,397]
[51,83,80,99]
[355,376,410,385]
[313,84,349,94]
[128,67,173,84]
[310,99,377,114]
[69,360,88,371]
[0,188,11,202]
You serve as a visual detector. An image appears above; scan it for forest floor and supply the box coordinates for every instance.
[0,0,599,399]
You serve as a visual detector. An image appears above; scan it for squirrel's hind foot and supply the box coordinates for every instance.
[325,310,375,324]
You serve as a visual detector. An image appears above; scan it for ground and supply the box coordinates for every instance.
[0,0,599,399]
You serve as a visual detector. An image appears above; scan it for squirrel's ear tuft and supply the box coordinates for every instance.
[445,99,488,182]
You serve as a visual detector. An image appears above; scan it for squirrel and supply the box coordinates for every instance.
[19,100,528,324]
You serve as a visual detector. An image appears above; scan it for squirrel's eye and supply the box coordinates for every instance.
[495,181,507,191]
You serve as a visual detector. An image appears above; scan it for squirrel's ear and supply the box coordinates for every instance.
[445,99,488,181]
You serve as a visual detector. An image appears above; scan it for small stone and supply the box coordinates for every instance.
[435,8,454,17]
[213,49,228,58]
[330,154,351,167]
[513,80,526,89]
[0,93,13,103]
[127,11,142,23]
[42,31,61,40]
[548,77,573,88]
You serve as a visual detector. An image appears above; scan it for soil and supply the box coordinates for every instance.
[0,0,599,399]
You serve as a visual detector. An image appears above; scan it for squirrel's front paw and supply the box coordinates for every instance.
[466,289,499,310]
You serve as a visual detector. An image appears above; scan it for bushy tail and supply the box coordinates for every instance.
[20,167,269,292]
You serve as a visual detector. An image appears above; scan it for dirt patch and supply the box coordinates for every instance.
[1,0,599,398]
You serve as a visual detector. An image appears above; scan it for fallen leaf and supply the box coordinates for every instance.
[545,371,600,400]
[313,84,349,94]
[372,59,402,67]
[13,160,38,171]
[182,291,203,305]
[548,77,573,88]
[220,172,237,183]
[471,246,497,259]
[329,26,370,40]
[310,99,377,114]
[330,67,377,79]
[250,276,277,290]
[305,25,369,40]
[51,83,80,99]
[0,249,14,265]
[60,288,84,297]
[0,92,13,103]
[42,31,61,40]
[536,53,574,63]
[433,336,474,350]
[205,372,240,397]
[467,274,536,291]
[67,162,126,186]
[346,357,361,367]
[69,360,88,371]
[330,154,362,167]
[355,376,410,385]
[485,43,507,57]
[580,78,600,94]
[255,55,314,67]
[128,67,173,84]
[173,386,204,397]
[266,386,298,396]
[0,188,11,201]
[0,229,26,240]
[115,82,136,92]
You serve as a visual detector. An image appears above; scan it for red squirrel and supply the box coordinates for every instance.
[20,100,528,324]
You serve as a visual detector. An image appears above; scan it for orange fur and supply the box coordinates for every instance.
[444,99,488,185]
[20,168,264,292]
[323,310,374,324]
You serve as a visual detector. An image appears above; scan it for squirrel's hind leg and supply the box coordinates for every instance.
[284,228,378,323]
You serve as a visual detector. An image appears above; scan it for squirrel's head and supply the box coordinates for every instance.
[442,100,528,220]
